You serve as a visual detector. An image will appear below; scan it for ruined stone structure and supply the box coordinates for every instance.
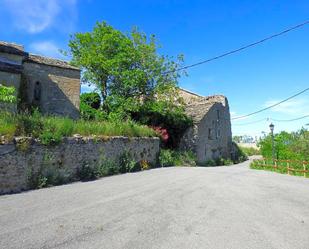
[178,88,233,163]
[0,41,80,118]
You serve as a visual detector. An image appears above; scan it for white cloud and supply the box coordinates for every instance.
[29,41,63,58]
[263,98,309,116]
[3,0,77,33]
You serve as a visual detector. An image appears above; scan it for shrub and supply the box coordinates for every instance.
[97,158,120,176]
[159,149,196,167]
[119,151,139,173]
[77,163,98,181]
[232,142,248,163]
[200,158,235,167]
[80,92,104,121]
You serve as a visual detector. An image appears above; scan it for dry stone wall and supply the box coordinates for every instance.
[0,136,160,195]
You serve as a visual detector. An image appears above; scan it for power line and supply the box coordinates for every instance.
[163,20,309,74]
[272,114,309,122]
[232,87,309,120]
[232,118,268,126]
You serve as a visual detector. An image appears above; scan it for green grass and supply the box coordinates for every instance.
[0,111,157,145]
[250,159,309,178]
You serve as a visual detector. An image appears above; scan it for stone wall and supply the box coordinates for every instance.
[178,89,232,164]
[0,41,81,119]
[23,61,80,119]
[0,136,160,195]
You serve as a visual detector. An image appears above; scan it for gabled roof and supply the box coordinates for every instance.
[178,88,228,123]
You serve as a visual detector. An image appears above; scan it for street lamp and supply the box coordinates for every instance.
[269,123,275,161]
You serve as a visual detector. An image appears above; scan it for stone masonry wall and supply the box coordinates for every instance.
[0,136,160,195]
[23,62,80,119]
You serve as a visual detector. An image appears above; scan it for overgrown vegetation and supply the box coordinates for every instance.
[0,111,157,145]
[200,158,235,167]
[258,129,309,161]
[66,21,191,148]
[159,149,197,167]
[0,84,16,103]
[250,159,309,178]
[28,151,153,189]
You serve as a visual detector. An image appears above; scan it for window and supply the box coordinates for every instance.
[217,110,220,120]
[208,128,213,140]
[34,81,41,102]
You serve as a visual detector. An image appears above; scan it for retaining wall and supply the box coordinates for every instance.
[0,136,160,194]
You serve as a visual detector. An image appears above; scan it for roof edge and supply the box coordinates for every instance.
[24,54,80,71]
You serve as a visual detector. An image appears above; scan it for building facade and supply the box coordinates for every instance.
[0,41,80,119]
[178,88,233,163]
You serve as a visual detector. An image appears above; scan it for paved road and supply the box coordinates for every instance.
[1,159,309,249]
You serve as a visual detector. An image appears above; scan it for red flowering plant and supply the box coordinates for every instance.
[151,126,169,144]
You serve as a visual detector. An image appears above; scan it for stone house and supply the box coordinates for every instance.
[178,88,233,163]
[0,41,80,118]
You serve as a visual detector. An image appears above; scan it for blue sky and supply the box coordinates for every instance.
[1,0,308,137]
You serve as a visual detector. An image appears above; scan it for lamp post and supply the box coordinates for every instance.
[269,123,275,161]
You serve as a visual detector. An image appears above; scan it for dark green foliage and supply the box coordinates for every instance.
[81,92,101,109]
[131,101,192,148]
[232,142,248,163]
[200,158,234,167]
[80,92,103,120]
[159,149,196,167]
[77,163,97,181]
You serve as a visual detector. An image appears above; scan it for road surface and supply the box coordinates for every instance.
[1,158,309,249]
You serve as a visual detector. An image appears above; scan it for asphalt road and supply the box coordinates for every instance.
[1,158,309,249]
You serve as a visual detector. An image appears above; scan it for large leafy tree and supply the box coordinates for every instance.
[67,22,185,115]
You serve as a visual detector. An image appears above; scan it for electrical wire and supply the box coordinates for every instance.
[231,87,309,120]
[271,114,309,122]
[232,118,269,126]
[163,20,309,74]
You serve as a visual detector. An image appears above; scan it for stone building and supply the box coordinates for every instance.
[178,88,233,163]
[0,41,80,118]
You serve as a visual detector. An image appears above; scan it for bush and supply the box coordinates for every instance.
[200,158,234,167]
[159,149,196,167]
[97,158,120,176]
[77,163,98,181]
[119,151,140,173]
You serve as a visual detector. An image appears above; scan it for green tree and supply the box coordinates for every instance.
[67,21,185,116]
[259,129,309,161]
